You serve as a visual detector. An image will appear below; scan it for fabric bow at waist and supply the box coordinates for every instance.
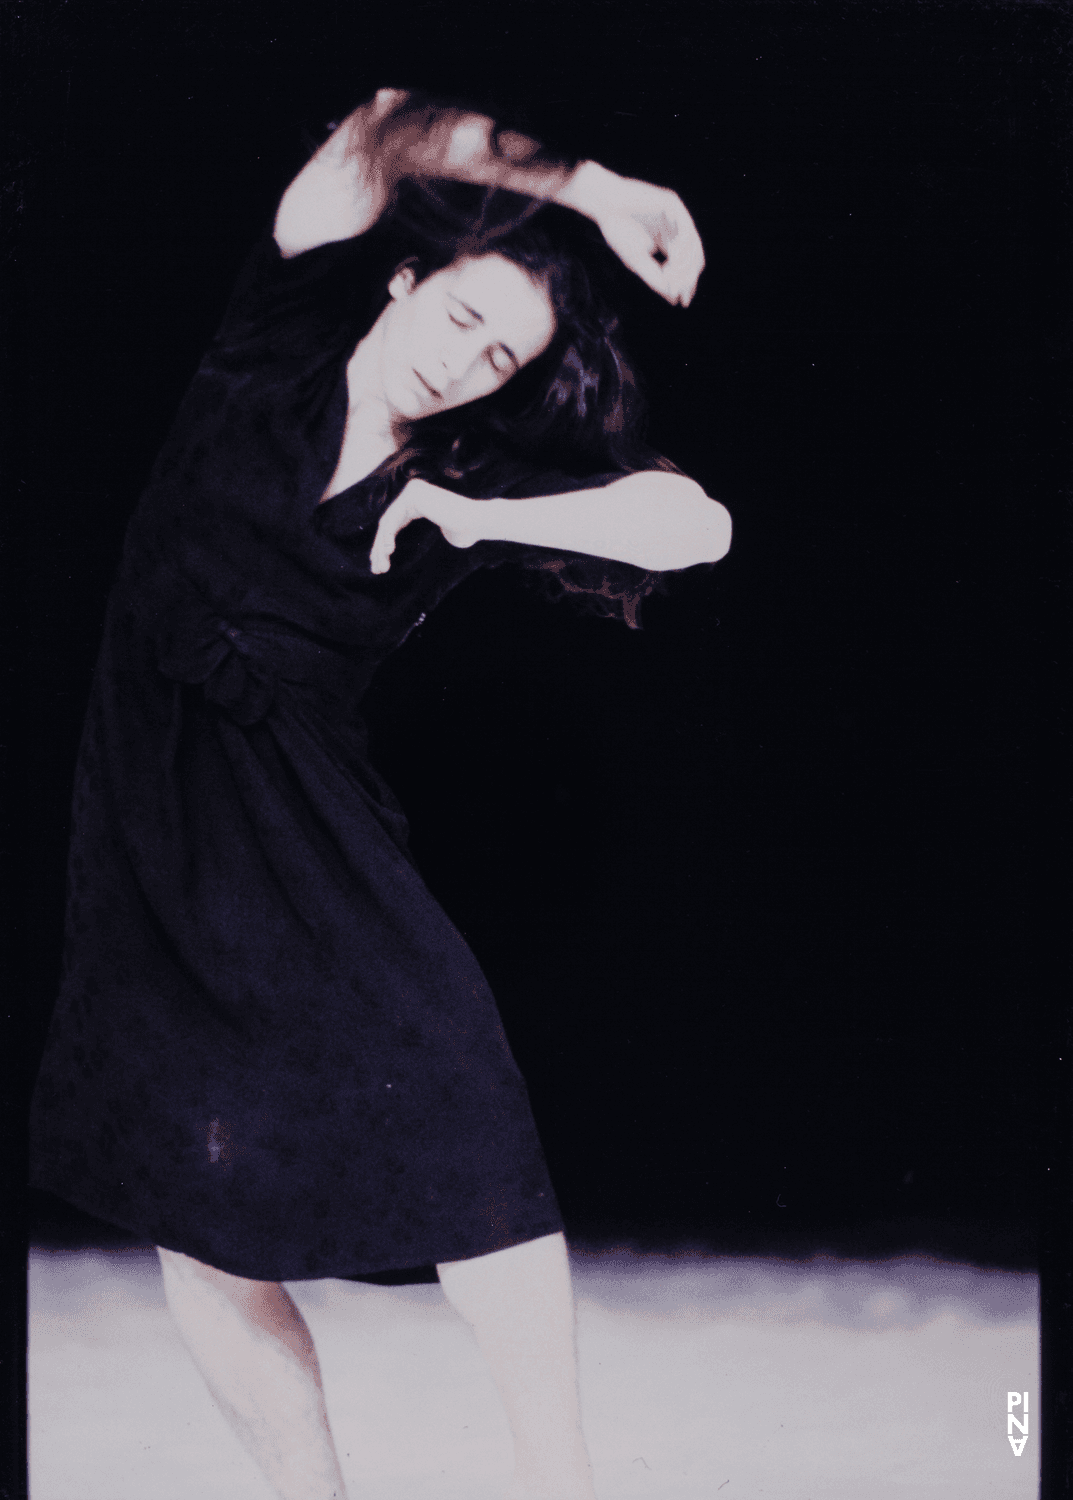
[135,571,370,727]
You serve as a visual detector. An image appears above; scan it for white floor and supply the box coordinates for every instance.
[29,1245,1039,1500]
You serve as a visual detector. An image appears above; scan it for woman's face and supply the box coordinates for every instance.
[377,253,557,422]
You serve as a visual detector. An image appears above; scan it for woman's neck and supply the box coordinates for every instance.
[319,324,407,501]
[345,320,398,442]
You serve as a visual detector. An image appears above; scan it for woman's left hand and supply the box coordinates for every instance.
[369,478,484,575]
[556,161,706,307]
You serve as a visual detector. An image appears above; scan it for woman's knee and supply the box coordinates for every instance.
[436,1231,571,1314]
[156,1245,279,1295]
[438,1230,566,1275]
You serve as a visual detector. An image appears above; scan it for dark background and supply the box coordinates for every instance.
[5,0,1070,1492]
[4,0,1070,1443]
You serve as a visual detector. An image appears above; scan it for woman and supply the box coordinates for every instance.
[30,87,730,1500]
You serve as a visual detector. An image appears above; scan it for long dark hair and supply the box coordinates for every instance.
[362,174,680,502]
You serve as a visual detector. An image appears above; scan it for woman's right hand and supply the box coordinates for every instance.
[369,479,485,575]
[273,88,413,258]
[555,161,706,307]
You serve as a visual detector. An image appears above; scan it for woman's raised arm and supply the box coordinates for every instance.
[274,89,705,304]
[273,88,579,259]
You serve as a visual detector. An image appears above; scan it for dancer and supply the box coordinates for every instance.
[30,86,730,1500]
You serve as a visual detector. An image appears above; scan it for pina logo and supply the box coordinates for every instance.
[1007,1391,1029,1456]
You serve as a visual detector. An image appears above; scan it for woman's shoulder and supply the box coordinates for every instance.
[209,227,385,360]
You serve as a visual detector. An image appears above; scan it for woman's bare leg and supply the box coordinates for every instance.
[437,1231,598,1500]
[156,1247,348,1500]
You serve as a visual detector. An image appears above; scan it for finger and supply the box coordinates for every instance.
[645,239,694,305]
[666,243,704,306]
[628,240,678,301]
[659,258,699,306]
[662,228,705,304]
[369,518,398,574]
[656,205,704,297]
[601,219,684,303]
[683,257,706,306]
[675,261,701,306]
[371,491,422,571]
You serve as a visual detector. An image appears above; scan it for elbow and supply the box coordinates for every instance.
[616,476,732,571]
[698,499,732,564]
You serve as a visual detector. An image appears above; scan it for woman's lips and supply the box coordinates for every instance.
[414,370,441,401]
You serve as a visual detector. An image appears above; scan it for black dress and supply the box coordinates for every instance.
[28,230,666,1281]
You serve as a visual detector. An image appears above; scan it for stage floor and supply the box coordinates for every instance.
[29,1245,1038,1499]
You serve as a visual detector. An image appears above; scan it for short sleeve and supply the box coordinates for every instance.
[474,466,671,631]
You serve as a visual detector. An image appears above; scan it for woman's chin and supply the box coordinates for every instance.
[388,386,435,423]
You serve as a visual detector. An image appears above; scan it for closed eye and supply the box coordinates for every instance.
[449,312,512,377]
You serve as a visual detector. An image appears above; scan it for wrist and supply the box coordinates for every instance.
[552,159,621,220]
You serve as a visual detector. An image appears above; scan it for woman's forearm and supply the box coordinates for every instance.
[370,93,578,201]
[478,473,732,573]
[551,159,623,220]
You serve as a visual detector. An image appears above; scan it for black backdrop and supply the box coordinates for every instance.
[5,3,1071,1482]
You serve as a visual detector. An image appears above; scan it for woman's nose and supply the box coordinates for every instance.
[440,342,472,386]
